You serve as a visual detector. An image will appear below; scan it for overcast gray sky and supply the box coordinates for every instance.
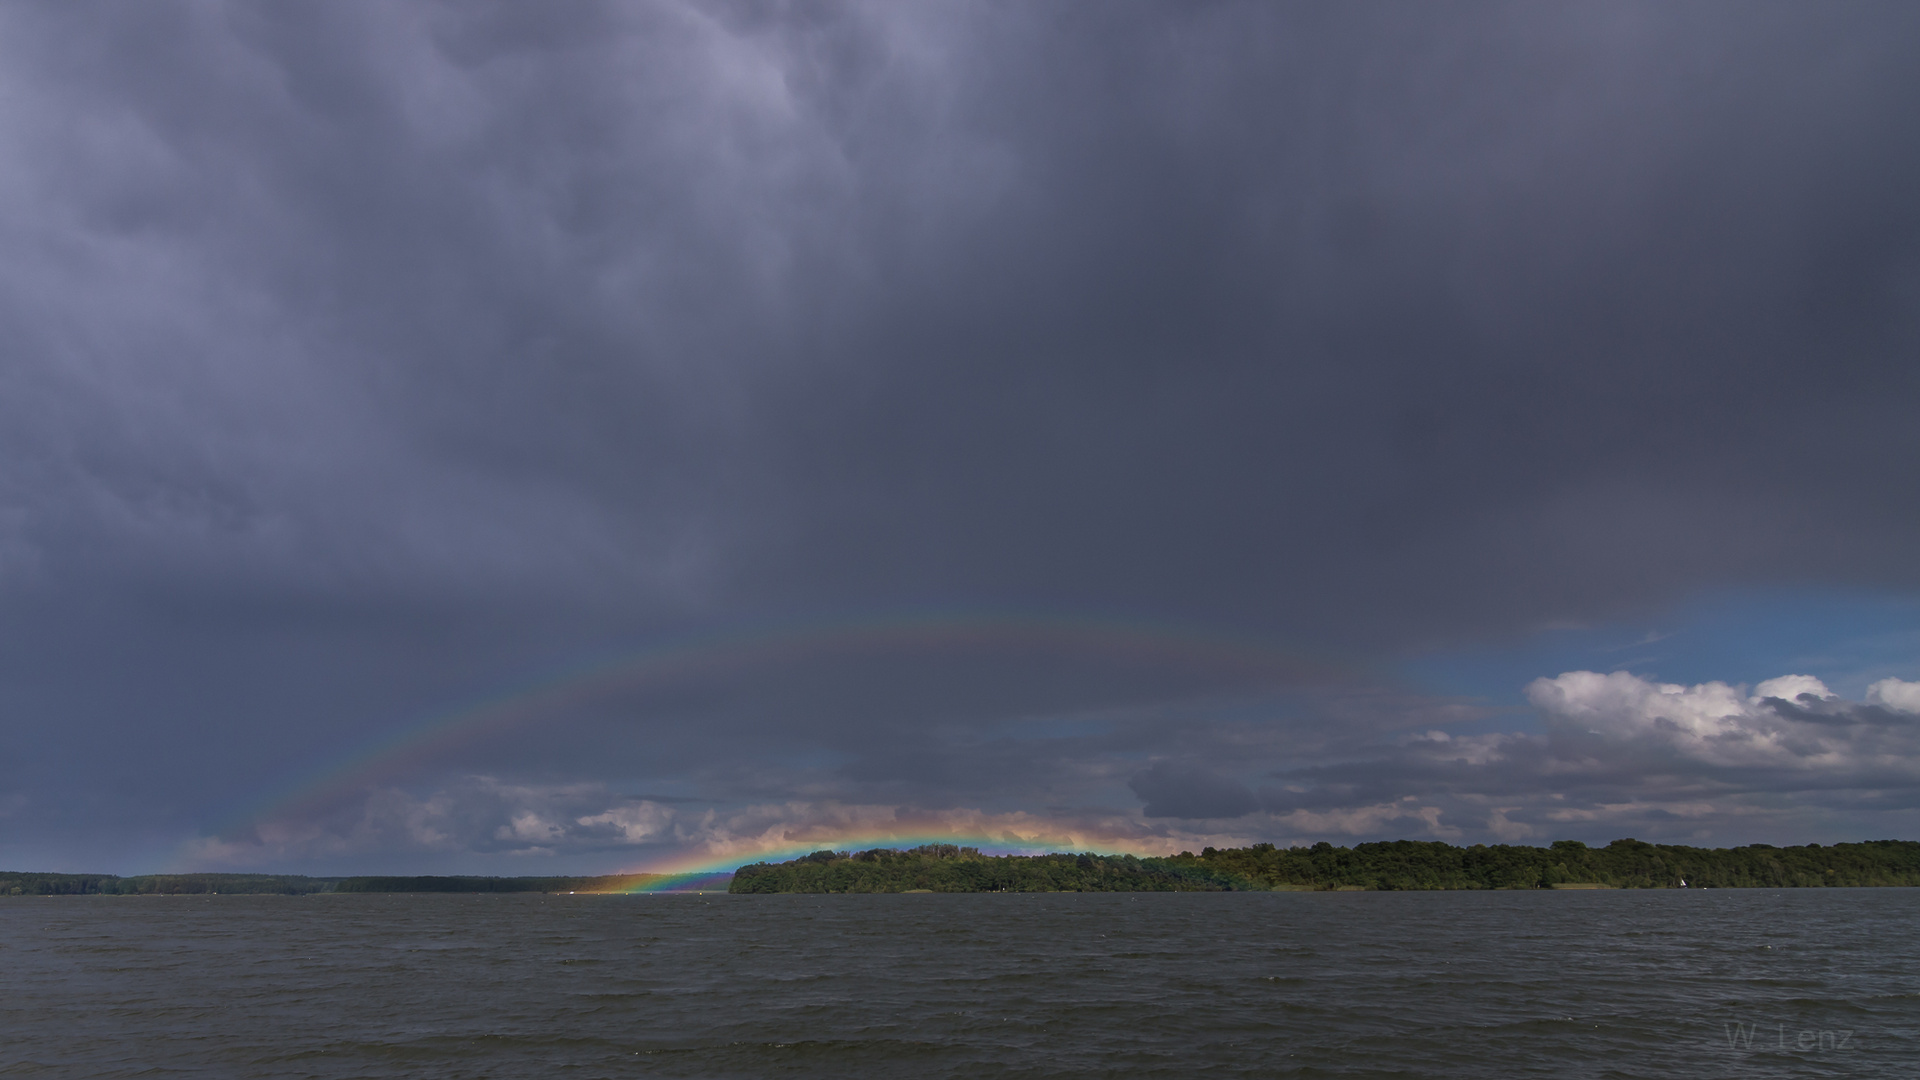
[3,1,1918,874]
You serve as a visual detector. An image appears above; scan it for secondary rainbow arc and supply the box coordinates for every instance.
[191,611,1340,869]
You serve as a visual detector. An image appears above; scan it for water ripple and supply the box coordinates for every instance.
[2,890,1917,1077]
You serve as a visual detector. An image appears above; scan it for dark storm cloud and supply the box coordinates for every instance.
[1129,763,1259,820]
[2,1,1918,869]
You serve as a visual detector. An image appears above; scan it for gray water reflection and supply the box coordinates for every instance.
[3,889,1917,1077]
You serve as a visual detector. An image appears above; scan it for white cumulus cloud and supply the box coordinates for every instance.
[1527,670,1920,771]
[1867,678,1920,715]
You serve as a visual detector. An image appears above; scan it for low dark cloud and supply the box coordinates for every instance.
[1,1,1917,871]
[1130,762,1260,821]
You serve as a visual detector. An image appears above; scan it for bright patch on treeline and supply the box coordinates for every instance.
[727,839,1920,893]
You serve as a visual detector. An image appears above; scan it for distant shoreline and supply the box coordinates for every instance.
[727,839,1920,894]
[8,838,1918,897]
[0,872,717,897]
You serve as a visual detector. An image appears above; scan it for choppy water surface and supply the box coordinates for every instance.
[3,889,1917,1078]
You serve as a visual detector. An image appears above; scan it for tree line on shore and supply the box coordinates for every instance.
[332,874,666,893]
[0,872,673,896]
[729,845,1257,893]
[12,838,1918,896]
[727,838,1920,893]
[0,873,338,896]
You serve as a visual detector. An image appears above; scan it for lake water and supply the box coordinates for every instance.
[3,889,1916,1078]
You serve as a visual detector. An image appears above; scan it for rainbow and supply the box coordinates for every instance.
[205,611,1336,854]
[607,830,1110,892]
[615,872,739,893]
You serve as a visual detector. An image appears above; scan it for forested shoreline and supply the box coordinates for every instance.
[0,873,674,896]
[333,874,669,893]
[728,839,1920,893]
[0,873,339,896]
[12,838,1919,897]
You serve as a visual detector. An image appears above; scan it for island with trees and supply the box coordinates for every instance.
[727,838,1920,893]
